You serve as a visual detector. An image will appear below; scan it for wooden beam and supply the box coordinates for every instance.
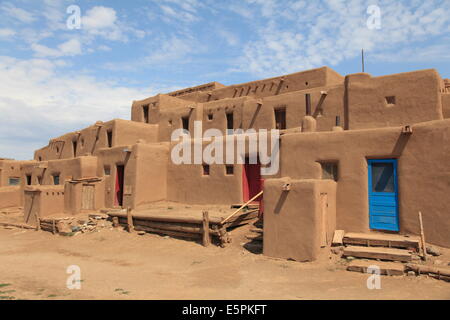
[202,211,211,247]
[418,211,427,261]
[221,191,263,225]
[332,230,345,246]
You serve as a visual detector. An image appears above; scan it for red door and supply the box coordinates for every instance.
[115,165,124,207]
[243,160,264,215]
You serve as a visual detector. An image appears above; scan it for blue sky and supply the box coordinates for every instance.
[0,0,449,160]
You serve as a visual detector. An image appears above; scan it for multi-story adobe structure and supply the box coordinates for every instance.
[1,66,449,261]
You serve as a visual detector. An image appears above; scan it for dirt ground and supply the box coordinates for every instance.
[1,219,450,301]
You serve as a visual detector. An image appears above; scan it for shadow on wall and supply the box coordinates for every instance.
[274,190,289,214]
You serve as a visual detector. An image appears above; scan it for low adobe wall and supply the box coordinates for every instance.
[23,185,65,225]
[263,178,336,262]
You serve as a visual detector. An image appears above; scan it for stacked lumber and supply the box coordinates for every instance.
[406,264,450,282]
[108,209,258,247]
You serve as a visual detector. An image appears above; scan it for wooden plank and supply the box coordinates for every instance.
[406,264,450,278]
[109,212,223,224]
[343,232,420,250]
[332,230,345,246]
[221,191,263,225]
[347,260,405,276]
[134,225,201,240]
[118,218,220,235]
[246,234,263,241]
[202,211,211,247]
[0,222,35,230]
[418,211,427,261]
[344,246,412,262]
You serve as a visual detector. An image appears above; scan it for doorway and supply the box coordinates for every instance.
[82,184,95,210]
[115,165,125,207]
[368,159,399,232]
[242,157,264,213]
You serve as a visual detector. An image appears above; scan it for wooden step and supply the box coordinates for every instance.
[343,232,420,250]
[246,234,263,241]
[250,228,263,234]
[344,246,412,262]
[347,260,405,276]
[231,203,259,210]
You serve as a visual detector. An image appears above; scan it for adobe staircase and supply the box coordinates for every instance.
[338,232,422,276]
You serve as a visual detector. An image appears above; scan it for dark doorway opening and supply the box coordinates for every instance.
[143,105,149,123]
[274,108,286,130]
[26,175,32,185]
[107,130,113,148]
[226,112,234,133]
[115,165,125,207]
[72,140,77,157]
[182,116,190,131]
[242,157,264,214]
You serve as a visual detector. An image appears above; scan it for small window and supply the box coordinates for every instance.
[226,112,234,133]
[274,108,286,130]
[80,138,85,147]
[182,116,190,131]
[208,113,213,121]
[321,162,338,181]
[107,130,113,148]
[225,165,234,175]
[53,175,60,185]
[143,104,150,123]
[202,164,210,176]
[8,177,20,186]
[56,146,60,154]
[104,166,111,176]
[386,96,396,106]
[26,175,32,185]
[168,119,173,126]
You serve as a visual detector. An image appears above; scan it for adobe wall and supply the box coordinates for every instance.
[263,178,336,262]
[0,159,27,186]
[0,186,22,209]
[279,119,450,247]
[64,179,105,215]
[131,94,193,124]
[23,185,65,225]
[442,93,450,118]
[167,133,279,204]
[34,119,157,161]
[346,70,443,130]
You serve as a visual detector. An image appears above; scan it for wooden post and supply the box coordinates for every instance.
[418,211,427,261]
[34,212,40,231]
[52,219,56,235]
[127,207,134,233]
[221,191,263,225]
[202,211,211,247]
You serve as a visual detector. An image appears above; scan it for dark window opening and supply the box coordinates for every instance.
[208,113,213,121]
[274,108,287,130]
[53,175,60,185]
[72,140,77,157]
[104,166,111,176]
[143,104,149,123]
[371,162,395,193]
[182,116,190,131]
[225,165,234,175]
[26,175,32,185]
[8,177,20,186]
[202,164,210,176]
[38,156,42,161]
[107,130,113,148]
[226,112,234,133]
[386,96,396,106]
[321,162,338,181]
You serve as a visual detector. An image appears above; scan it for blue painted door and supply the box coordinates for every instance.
[368,159,399,232]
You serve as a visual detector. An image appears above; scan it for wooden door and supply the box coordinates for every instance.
[82,184,95,210]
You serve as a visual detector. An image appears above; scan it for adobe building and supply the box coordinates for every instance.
[1,66,450,262]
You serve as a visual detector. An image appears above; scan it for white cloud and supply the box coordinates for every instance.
[0,56,151,160]
[31,38,82,58]
[83,6,117,30]
[0,28,16,39]
[236,0,450,76]
[0,2,36,23]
